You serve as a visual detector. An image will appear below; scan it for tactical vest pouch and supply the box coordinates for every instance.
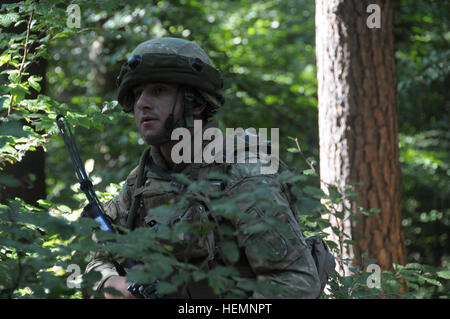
[305,236,336,294]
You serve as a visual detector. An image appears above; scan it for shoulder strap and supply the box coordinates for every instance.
[126,146,151,230]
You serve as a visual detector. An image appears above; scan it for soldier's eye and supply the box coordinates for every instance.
[133,87,143,99]
[152,86,166,96]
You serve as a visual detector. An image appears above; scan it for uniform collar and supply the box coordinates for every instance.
[148,119,219,174]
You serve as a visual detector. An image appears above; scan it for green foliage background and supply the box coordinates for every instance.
[0,0,448,298]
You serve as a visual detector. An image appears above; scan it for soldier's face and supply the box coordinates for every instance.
[133,83,181,145]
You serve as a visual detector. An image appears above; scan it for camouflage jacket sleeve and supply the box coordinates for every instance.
[84,167,137,291]
[226,163,321,299]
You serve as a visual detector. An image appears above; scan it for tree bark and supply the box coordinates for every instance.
[315,0,406,273]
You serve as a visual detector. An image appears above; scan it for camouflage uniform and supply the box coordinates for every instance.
[85,38,321,298]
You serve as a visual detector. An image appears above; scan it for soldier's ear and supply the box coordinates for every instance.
[192,103,206,117]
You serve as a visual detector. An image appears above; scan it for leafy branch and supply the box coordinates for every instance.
[7,9,34,116]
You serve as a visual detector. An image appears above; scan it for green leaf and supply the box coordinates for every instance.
[303,168,316,176]
[404,263,423,270]
[421,276,442,287]
[0,120,29,138]
[221,241,239,263]
[0,96,8,110]
[37,199,53,209]
[303,186,326,198]
[156,281,177,294]
[325,240,338,250]
[437,271,450,280]
[28,76,42,92]
[245,221,272,234]
[360,208,374,216]
[0,54,10,67]
[56,204,71,214]
[8,71,21,84]
[0,13,20,27]
[275,170,302,183]
[316,218,331,229]
[172,173,192,186]
[296,198,321,215]
[192,270,207,282]
[9,84,30,102]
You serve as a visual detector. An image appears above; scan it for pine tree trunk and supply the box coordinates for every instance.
[315,0,406,273]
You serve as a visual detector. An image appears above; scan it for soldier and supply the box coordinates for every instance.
[85,37,322,299]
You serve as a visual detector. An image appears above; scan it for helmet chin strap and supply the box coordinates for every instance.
[164,85,182,132]
[161,85,196,145]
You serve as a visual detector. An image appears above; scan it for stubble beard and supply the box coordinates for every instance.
[141,127,172,146]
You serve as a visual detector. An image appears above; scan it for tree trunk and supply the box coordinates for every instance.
[315,0,406,273]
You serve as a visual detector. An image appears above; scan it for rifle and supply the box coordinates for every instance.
[55,114,163,299]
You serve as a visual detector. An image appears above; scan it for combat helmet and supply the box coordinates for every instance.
[116,37,224,130]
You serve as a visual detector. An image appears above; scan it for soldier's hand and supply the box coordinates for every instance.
[102,275,135,299]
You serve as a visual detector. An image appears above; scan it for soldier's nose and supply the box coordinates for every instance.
[135,91,154,111]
